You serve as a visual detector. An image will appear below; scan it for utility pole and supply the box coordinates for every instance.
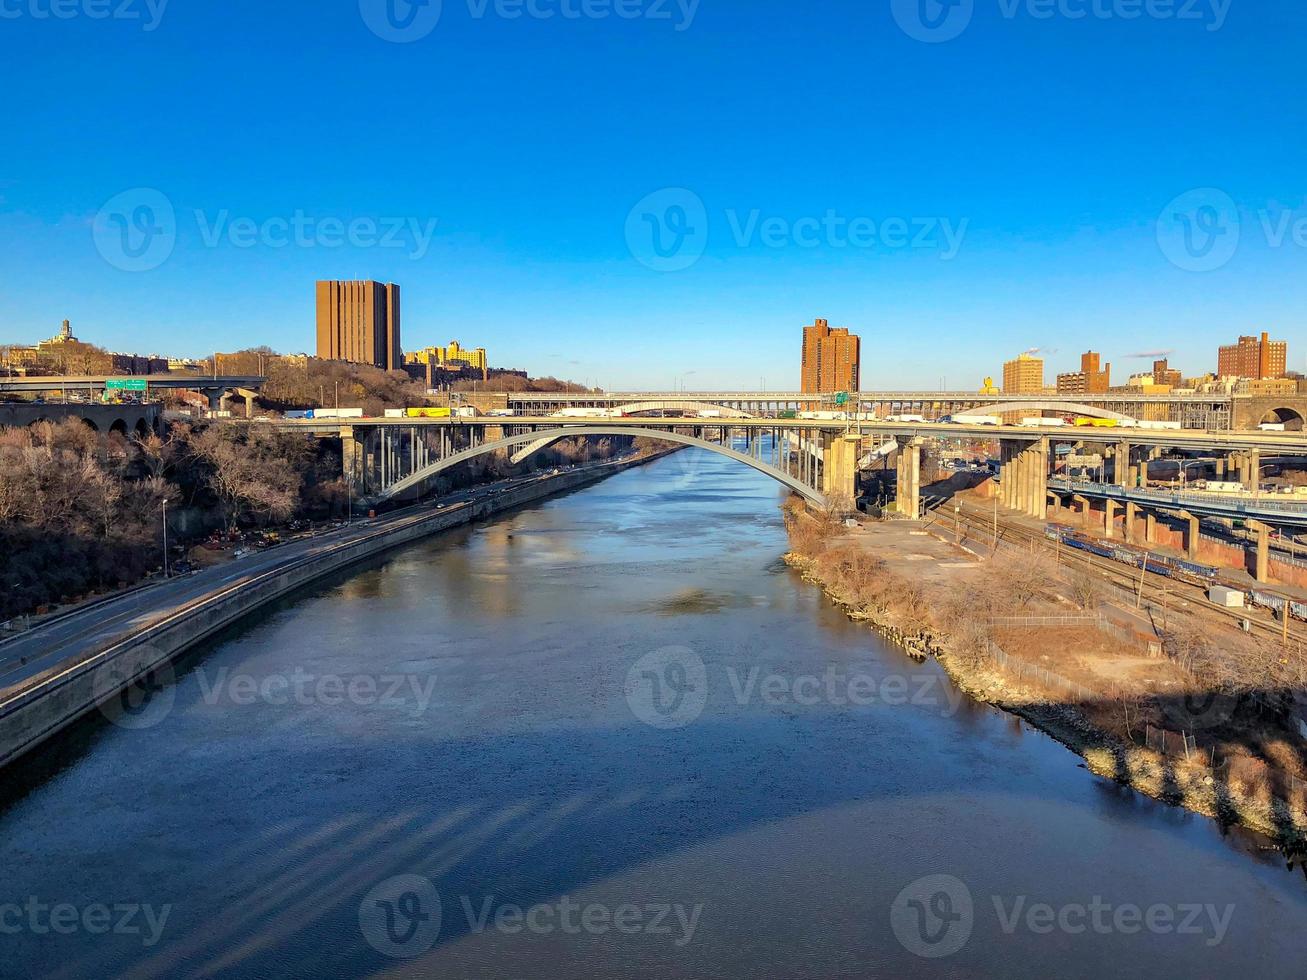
[992,494,998,552]
[162,498,169,577]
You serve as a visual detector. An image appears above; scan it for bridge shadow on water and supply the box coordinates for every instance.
[6,672,1307,979]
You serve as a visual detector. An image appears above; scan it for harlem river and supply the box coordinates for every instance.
[4,449,1307,978]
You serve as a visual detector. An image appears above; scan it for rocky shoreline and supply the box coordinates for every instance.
[784,551,1307,854]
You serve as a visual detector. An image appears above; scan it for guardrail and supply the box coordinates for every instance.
[1054,481,1307,515]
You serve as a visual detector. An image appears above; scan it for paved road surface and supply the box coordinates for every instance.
[0,469,568,699]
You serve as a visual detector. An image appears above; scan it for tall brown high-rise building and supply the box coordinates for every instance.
[800,318,860,394]
[1217,332,1287,380]
[315,280,402,370]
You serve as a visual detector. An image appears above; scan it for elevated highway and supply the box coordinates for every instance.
[261,415,1307,517]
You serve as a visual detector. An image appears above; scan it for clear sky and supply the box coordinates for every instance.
[2,0,1304,389]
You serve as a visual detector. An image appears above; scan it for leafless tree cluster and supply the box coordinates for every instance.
[0,421,177,616]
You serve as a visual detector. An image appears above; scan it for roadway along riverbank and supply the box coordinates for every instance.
[0,453,664,770]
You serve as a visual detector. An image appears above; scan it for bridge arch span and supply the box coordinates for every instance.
[978,401,1134,421]
[608,401,756,419]
[375,426,825,506]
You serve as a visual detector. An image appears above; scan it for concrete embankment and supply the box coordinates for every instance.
[0,456,657,770]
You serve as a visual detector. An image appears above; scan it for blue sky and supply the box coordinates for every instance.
[2,0,1304,389]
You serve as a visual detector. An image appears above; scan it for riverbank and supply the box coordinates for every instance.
[781,511,1307,854]
[0,451,668,770]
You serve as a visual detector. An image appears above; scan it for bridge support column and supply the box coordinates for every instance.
[894,438,921,518]
[1248,519,1272,583]
[1245,448,1260,492]
[1145,509,1157,545]
[1072,494,1090,528]
[1114,442,1130,487]
[219,392,233,415]
[1124,500,1138,544]
[1178,509,1200,561]
[1104,498,1118,538]
[1028,439,1048,520]
[340,426,363,494]
[823,435,860,513]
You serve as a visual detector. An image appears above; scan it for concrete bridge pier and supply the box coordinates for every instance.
[1245,448,1261,492]
[1177,509,1200,561]
[1073,493,1091,528]
[1104,498,1118,538]
[1247,519,1272,583]
[894,436,921,518]
[824,434,861,512]
[1114,441,1131,488]
[1125,500,1138,544]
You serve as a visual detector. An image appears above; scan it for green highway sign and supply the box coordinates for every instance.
[106,379,148,392]
[834,391,849,406]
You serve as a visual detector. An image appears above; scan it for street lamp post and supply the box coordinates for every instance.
[162,499,169,577]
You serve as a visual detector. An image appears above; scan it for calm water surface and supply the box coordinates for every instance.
[4,449,1307,978]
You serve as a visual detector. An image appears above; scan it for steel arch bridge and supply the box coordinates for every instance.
[363,424,836,506]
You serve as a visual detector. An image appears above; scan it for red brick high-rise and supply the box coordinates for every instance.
[801,318,860,394]
[1217,332,1287,380]
[315,280,402,371]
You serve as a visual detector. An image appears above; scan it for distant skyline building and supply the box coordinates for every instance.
[315,280,402,371]
[1002,352,1044,394]
[800,318,860,394]
[1055,350,1110,394]
[1152,357,1182,388]
[406,340,489,380]
[1218,332,1287,380]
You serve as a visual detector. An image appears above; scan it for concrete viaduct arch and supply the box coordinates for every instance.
[607,401,757,418]
[978,401,1134,421]
[373,426,826,506]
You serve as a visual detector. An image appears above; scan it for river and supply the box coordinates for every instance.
[3,447,1307,978]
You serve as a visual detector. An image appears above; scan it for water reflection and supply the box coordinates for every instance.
[2,450,1307,978]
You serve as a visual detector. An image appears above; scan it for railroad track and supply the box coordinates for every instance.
[931,504,1307,647]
